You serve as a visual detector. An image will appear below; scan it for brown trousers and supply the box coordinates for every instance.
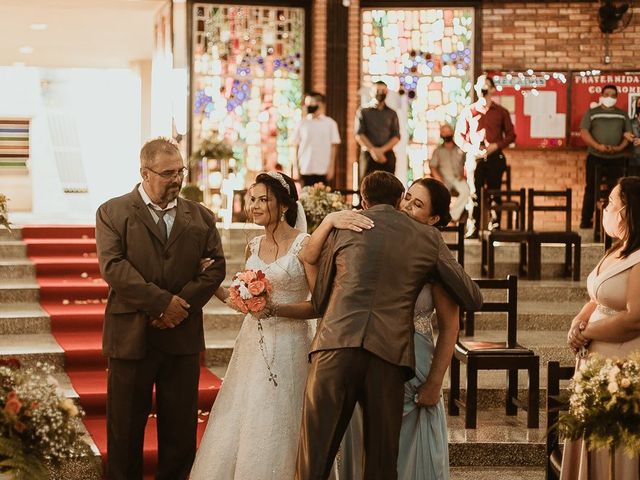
[295,348,406,480]
[106,346,200,480]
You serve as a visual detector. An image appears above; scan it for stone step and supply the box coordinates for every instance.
[448,409,546,467]
[0,280,39,303]
[0,227,21,240]
[484,280,588,302]
[0,240,27,259]
[461,240,604,263]
[0,333,64,369]
[0,302,50,334]
[0,259,35,280]
[465,300,582,331]
[450,467,544,478]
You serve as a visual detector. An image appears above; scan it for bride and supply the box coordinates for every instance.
[190,172,370,479]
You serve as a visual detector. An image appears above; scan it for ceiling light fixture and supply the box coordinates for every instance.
[19,46,34,54]
[30,23,48,30]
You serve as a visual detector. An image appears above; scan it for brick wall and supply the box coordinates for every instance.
[482,1,638,228]
[310,0,637,228]
[310,0,327,92]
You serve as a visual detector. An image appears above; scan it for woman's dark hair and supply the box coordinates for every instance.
[412,177,452,228]
[617,176,640,257]
[253,172,299,227]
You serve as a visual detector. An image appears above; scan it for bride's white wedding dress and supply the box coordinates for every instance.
[190,232,314,480]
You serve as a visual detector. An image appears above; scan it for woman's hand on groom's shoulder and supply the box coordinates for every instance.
[327,210,374,233]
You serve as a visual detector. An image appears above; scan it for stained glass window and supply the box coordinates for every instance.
[361,8,475,181]
[192,4,304,196]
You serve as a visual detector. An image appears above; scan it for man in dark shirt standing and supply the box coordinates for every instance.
[355,81,401,177]
[578,84,630,228]
[455,74,516,238]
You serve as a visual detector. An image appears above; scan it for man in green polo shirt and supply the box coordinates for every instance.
[579,84,631,229]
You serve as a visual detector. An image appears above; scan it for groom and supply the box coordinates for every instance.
[295,171,482,480]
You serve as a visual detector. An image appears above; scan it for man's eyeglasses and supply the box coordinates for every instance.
[147,167,187,180]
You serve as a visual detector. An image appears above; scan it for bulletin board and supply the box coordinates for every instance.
[487,71,569,149]
[570,71,640,147]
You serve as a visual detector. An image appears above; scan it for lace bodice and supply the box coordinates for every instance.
[413,283,435,337]
[245,233,311,307]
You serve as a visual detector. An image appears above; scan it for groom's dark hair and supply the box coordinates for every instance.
[360,171,404,207]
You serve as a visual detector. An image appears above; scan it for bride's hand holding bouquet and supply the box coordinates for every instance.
[226,269,274,318]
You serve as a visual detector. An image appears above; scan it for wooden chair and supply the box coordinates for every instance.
[478,166,513,233]
[480,188,528,278]
[449,275,540,429]
[546,361,574,480]
[442,222,465,267]
[527,189,581,281]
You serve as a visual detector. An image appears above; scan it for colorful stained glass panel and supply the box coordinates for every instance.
[361,8,475,181]
[192,4,304,185]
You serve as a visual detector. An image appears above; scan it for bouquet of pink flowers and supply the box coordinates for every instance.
[227,269,273,315]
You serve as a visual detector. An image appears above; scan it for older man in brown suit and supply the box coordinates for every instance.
[295,171,482,480]
[96,138,226,480]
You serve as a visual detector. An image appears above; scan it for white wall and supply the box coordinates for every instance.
[0,66,142,221]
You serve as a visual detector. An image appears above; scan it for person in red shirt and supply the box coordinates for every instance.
[455,74,516,238]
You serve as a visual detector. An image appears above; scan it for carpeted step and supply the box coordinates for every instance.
[24,238,98,257]
[37,277,108,302]
[41,301,105,332]
[21,225,96,239]
[31,256,101,276]
[70,367,221,416]
[84,413,211,476]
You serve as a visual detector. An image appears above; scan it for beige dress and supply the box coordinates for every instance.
[560,249,640,480]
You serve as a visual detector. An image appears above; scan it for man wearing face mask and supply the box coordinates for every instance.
[292,92,341,187]
[455,74,516,238]
[579,84,631,229]
[355,80,401,177]
[429,123,470,222]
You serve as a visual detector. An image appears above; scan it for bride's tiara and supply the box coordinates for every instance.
[266,171,291,194]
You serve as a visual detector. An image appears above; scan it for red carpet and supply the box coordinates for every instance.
[21,225,221,477]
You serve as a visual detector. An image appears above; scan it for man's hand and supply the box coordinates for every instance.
[485,142,499,156]
[200,257,214,272]
[624,132,635,143]
[370,147,387,164]
[156,295,190,328]
[416,380,442,408]
[595,143,611,154]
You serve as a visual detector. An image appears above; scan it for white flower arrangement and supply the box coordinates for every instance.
[559,352,640,456]
[0,361,90,477]
[299,183,349,233]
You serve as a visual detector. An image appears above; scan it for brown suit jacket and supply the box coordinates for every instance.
[311,204,482,378]
[96,185,226,359]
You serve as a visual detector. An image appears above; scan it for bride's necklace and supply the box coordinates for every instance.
[257,316,278,387]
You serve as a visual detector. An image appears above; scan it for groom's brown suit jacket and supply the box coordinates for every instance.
[312,203,482,378]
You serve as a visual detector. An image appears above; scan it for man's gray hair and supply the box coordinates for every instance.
[140,137,180,168]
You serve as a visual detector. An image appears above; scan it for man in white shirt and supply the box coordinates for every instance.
[292,92,341,186]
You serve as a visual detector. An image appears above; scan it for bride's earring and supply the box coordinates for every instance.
[280,212,285,222]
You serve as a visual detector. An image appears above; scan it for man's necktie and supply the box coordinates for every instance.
[153,208,172,242]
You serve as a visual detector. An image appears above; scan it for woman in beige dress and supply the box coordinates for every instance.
[562,176,640,479]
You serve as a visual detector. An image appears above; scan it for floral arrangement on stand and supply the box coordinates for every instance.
[0,360,90,478]
[0,194,10,231]
[299,184,349,233]
[559,352,640,476]
[189,137,234,164]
